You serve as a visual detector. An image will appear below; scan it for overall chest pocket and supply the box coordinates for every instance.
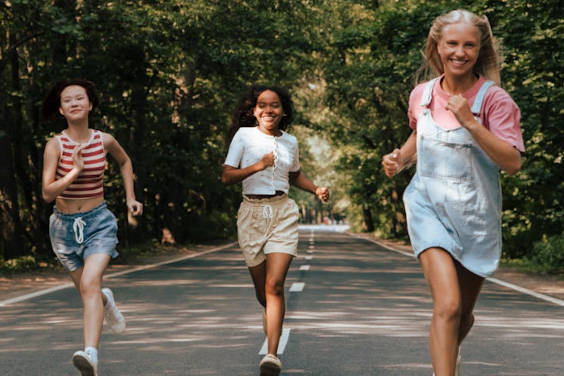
[418,135,474,183]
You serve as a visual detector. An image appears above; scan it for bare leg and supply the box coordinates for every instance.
[248,261,267,308]
[455,260,484,345]
[420,248,461,376]
[69,253,111,348]
[264,252,293,355]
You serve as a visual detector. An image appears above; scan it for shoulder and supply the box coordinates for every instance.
[99,131,119,150]
[483,84,520,112]
[281,131,298,145]
[484,84,516,103]
[408,81,431,107]
[44,136,60,151]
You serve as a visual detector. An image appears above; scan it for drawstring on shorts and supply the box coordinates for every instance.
[73,217,86,244]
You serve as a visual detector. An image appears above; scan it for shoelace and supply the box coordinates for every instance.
[73,217,86,244]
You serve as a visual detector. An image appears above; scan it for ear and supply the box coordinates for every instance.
[88,102,93,111]
[59,107,64,116]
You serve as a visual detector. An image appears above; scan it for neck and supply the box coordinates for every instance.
[65,121,91,142]
[257,125,281,137]
[441,73,478,95]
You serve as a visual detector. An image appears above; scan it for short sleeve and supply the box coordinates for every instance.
[224,129,245,167]
[482,88,525,152]
[407,83,426,130]
[290,142,300,172]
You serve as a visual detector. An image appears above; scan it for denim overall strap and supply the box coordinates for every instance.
[471,80,495,116]
[420,78,439,108]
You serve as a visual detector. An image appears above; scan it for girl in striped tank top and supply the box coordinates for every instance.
[42,79,143,376]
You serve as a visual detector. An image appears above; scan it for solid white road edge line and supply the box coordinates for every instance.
[349,233,564,307]
[0,241,237,307]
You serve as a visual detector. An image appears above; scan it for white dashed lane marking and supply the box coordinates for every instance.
[289,282,305,292]
[259,328,291,355]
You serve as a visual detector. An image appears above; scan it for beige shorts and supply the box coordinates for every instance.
[237,194,299,267]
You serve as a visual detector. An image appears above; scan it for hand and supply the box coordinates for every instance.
[71,144,87,172]
[315,186,330,202]
[445,95,476,128]
[127,199,143,216]
[260,152,275,170]
[382,148,402,178]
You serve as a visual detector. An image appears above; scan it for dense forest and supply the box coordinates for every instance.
[1,0,562,270]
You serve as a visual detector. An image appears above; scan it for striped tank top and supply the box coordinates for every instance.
[55,130,106,199]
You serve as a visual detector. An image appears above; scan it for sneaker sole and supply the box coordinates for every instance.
[260,363,281,376]
[72,355,96,376]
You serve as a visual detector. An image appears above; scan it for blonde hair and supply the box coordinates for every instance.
[416,9,502,85]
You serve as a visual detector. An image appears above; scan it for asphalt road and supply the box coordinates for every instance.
[1,225,563,375]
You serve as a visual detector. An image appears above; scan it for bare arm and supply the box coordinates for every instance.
[289,171,329,202]
[221,152,274,185]
[41,138,85,202]
[104,133,143,215]
[382,130,417,178]
[447,95,522,175]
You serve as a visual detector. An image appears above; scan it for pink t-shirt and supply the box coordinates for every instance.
[408,75,525,152]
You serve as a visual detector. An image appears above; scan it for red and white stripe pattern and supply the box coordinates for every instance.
[56,130,106,199]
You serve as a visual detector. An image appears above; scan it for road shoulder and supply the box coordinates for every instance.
[354,233,564,301]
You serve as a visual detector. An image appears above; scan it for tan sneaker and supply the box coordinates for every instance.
[259,353,282,376]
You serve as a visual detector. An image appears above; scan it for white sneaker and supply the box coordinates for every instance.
[72,350,98,376]
[102,288,126,333]
[259,353,282,376]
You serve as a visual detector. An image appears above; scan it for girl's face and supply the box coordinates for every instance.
[437,22,481,78]
[254,90,284,132]
[58,85,92,122]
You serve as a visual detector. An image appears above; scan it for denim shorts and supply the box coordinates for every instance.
[49,202,119,272]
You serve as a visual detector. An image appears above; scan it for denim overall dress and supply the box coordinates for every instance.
[403,78,501,277]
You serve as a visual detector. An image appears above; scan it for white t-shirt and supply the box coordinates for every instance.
[224,127,300,195]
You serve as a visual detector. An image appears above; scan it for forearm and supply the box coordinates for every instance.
[466,121,522,175]
[222,163,264,185]
[42,169,80,202]
[399,131,417,169]
[119,158,137,202]
[290,171,317,194]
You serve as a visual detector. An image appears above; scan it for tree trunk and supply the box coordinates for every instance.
[362,205,374,232]
[0,131,25,259]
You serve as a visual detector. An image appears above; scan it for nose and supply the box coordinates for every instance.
[454,45,465,56]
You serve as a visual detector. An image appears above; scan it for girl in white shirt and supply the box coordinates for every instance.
[223,85,329,376]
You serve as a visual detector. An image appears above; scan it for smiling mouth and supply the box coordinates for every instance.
[450,59,468,66]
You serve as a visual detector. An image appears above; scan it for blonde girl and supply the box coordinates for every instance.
[382,10,524,376]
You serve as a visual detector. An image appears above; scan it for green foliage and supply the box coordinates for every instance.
[0,256,40,273]
[527,234,564,272]
[1,0,562,270]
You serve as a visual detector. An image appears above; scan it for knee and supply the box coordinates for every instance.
[434,299,462,323]
[79,277,101,299]
[265,277,284,297]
